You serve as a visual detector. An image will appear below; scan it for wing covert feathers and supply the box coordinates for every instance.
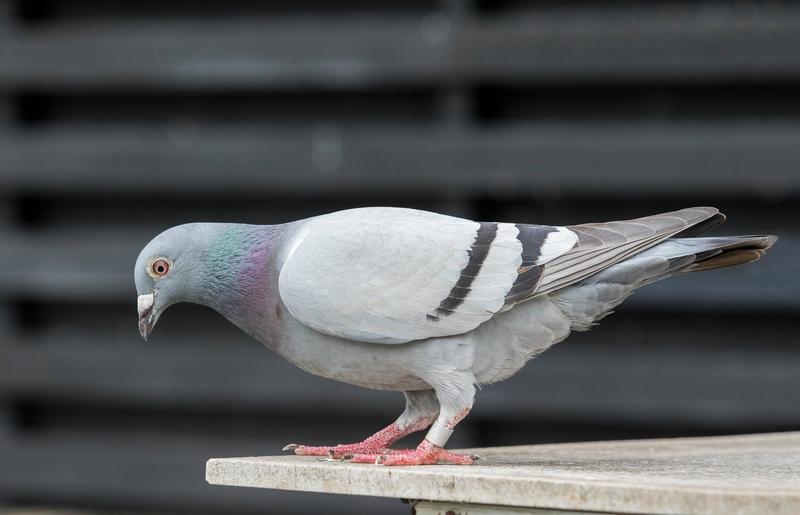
[278,207,575,344]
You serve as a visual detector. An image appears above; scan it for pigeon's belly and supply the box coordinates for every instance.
[264,316,479,391]
[283,350,431,391]
[258,296,573,391]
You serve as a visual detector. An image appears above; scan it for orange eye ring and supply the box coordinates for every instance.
[148,257,171,278]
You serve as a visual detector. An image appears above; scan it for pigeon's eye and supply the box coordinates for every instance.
[149,258,171,278]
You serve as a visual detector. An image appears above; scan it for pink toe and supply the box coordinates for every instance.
[345,453,387,464]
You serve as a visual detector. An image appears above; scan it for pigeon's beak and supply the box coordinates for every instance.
[137,292,156,341]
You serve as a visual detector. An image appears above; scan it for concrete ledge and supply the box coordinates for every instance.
[206,431,800,515]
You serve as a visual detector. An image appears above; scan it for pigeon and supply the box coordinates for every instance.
[134,207,775,466]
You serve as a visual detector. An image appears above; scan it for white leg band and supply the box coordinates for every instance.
[424,421,454,447]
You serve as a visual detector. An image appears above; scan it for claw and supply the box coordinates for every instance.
[282,444,299,452]
[341,454,354,461]
[471,454,484,461]
[374,455,386,465]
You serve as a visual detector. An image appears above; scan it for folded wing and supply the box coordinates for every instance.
[278,207,575,344]
[278,206,721,344]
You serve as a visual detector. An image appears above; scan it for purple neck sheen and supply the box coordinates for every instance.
[201,224,287,337]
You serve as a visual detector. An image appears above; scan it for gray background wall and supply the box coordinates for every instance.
[0,1,798,514]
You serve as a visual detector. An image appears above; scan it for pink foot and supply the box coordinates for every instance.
[284,442,390,459]
[283,422,409,459]
[345,440,480,466]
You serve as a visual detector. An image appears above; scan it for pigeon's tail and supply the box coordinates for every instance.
[638,234,777,278]
[550,233,776,331]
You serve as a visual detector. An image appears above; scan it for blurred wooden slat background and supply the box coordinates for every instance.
[0,1,798,514]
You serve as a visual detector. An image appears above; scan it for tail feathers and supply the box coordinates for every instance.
[682,235,776,272]
[551,234,776,331]
[642,235,777,274]
[687,249,765,272]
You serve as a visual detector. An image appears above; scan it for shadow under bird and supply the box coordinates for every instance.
[134,207,775,466]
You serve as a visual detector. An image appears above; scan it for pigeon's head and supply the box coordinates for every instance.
[134,223,213,341]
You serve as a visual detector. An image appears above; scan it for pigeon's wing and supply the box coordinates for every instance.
[533,207,721,295]
[278,207,577,344]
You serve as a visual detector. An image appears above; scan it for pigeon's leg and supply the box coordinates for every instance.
[348,374,478,465]
[285,390,438,458]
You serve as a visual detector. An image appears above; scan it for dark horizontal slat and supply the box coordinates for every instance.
[13,89,439,127]
[2,125,800,197]
[0,22,439,90]
[0,227,796,310]
[0,229,144,301]
[2,6,800,89]
[462,7,800,81]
